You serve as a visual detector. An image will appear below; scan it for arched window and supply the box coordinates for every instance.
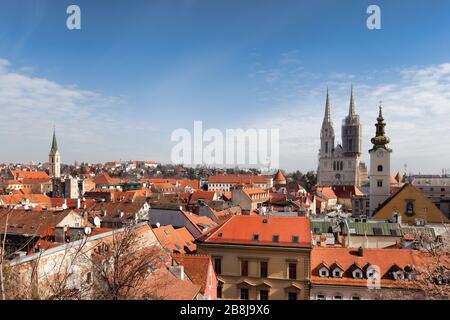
[325,141,329,154]
[333,161,336,171]
[340,161,344,171]
[377,165,383,172]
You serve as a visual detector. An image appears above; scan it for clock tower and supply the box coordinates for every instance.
[369,105,392,216]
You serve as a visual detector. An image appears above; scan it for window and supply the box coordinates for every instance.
[333,295,343,300]
[260,261,268,278]
[214,257,222,275]
[217,285,222,298]
[377,180,383,187]
[316,294,326,300]
[390,229,398,236]
[292,236,299,243]
[241,260,249,276]
[351,295,361,300]
[353,270,362,279]
[320,268,329,277]
[240,288,249,300]
[333,269,342,278]
[325,141,329,154]
[313,227,321,234]
[288,292,298,300]
[272,235,279,242]
[288,263,297,280]
[252,234,259,241]
[377,165,383,172]
[260,290,269,300]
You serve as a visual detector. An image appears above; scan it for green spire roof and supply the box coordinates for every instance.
[370,105,391,152]
[50,127,58,153]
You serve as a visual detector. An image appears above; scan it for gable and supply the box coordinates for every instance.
[373,184,449,224]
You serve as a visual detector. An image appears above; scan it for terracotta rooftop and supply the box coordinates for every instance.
[172,253,214,294]
[198,215,311,248]
[208,174,268,184]
[311,247,430,288]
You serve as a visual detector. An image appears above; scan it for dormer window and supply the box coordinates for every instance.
[252,234,260,241]
[393,270,405,280]
[319,267,329,278]
[352,269,363,279]
[292,236,299,243]
[332,268,343,278]
[272,235,280,242]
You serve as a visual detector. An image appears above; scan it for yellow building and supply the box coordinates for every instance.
[196,215,311,300]
[372,183,450,224]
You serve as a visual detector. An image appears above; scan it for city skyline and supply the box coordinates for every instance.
[1,0,450,174]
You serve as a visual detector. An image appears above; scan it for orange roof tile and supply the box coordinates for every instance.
[198,215,311,248]
[172,253,214,294]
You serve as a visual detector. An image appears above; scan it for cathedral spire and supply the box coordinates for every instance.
[324,87,331,123]
[349,84,356,116]
[50,126,58,154]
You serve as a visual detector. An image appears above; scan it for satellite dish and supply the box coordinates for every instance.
[84,227,92,235]
[93,217,101,227]
[156,222,161,228]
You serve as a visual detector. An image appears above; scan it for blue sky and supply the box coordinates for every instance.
[1,0,450,174]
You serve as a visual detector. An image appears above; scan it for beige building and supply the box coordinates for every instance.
[207,175,273,192]
[196,215,312,300]
[411,176,450,219]
[231,186,269,214]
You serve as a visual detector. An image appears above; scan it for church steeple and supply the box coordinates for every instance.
[49,127,61,178]
[50,127,58,154]
[320,88,335,157]
[370,104,391,152]
[323,87,331,124]
[349,84,356,117]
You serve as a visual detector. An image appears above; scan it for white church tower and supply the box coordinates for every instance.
[49,128,61,178]
[369,105,392,215]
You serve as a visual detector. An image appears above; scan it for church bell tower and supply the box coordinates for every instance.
[49,127,61,178]
[369,105,392,215]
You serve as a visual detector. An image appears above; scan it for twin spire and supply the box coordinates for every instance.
[323,85,356,123]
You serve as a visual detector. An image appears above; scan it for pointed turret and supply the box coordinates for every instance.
[274,169,287,185]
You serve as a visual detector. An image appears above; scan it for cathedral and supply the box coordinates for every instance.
[317,86,368,188]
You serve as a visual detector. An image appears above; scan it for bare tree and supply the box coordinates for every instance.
[89,226,173,300]
[414,226,450,299]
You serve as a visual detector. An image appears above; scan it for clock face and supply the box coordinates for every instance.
[376,150,384,158]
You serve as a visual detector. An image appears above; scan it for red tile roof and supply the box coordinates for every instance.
[208,174,268,184]
[311,247,429,288]
[11,170,50,181]
[198,215,311,248]
[153,225,196,254]
[274,170,286,183]
[172,253,214,294]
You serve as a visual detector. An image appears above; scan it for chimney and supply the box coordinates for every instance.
[168,265,185,280]
[358,246,364,257]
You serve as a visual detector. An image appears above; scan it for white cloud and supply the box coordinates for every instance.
[250,63,450,174]
[0,59,161,164]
